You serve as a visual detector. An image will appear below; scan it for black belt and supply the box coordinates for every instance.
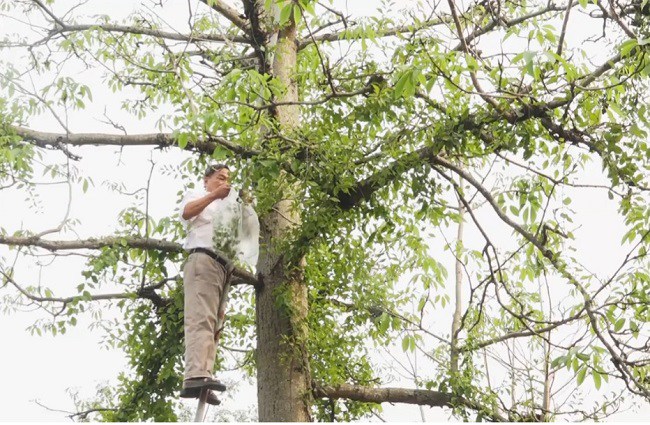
[188,247,230,270]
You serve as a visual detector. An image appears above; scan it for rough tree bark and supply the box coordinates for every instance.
[254,1,311,421]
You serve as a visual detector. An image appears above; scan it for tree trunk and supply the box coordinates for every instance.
[256,209,310,421]
[255,4,311,421]
[450,187,465,375]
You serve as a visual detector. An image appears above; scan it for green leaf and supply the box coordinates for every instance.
[593,371,602,389]
[417,297,427,312]
[614,318,625,332]
[177,133,188,149]
[302,0,316,15]
[293,3,302,24]
[577,366,587,385]
[551,356,566,368]
[515,51,537,76]
[620,39,638,57]
[401,336,410,352]
[465,54,478,70]
[279,4,292,26]
[609,103,624,118]
[394,71,412,98]
[378,313,389,334]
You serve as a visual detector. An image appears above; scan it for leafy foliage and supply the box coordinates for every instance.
[1,0,649,421]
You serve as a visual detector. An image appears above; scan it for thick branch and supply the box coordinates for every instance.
[314,383,505,420]
[9,125,259,158]
[197,0,251,34]
[0,234,180,252]
[337,144,437,210]
[52,23,249,44]
[314,383,453,407]
[0,235,259,287]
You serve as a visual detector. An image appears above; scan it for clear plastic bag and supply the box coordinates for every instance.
[211,189,259,271]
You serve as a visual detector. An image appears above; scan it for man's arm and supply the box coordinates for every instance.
[182,185,230,220]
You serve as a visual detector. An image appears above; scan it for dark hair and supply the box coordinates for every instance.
[204,163,230,178]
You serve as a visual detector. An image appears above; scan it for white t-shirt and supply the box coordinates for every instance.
[180,188,259,271]
[180,189,220,251]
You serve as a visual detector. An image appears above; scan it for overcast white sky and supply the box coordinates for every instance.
[1,0,649,422]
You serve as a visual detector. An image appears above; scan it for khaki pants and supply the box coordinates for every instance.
[183,252,229,380]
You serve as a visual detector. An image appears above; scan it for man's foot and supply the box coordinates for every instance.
[179,388,221,406]
[183,376,227,392]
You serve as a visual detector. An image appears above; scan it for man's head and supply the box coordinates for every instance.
[204,163,230,192]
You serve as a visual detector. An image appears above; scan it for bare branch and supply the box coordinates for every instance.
[8,125,260,158]
[50,23,250,44]
[446,0,504,113]
[1,269,171,308]
[32,398,117,420]
[556,0,575,57]
[0,234,181,252]
[313,383,506,421]
[314,383,453,407]
[598,1,637,39]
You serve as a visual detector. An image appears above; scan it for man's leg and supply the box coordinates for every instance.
[210,278,230,358]
[205,273,230,374]
[183,252,226,381]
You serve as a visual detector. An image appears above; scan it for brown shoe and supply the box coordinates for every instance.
[183,376,227,392]
[179,388,221,405]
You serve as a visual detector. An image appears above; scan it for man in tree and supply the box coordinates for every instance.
[178,164,234,405]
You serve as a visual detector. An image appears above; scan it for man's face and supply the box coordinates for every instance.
[204,168,230,192]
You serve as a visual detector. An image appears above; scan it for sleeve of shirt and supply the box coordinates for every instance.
[179,190,204,225]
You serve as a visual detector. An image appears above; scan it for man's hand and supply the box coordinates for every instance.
[210,183,231,200]
[182,183,231,220]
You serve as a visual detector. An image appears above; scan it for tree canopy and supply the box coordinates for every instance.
[1,0,649,421]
